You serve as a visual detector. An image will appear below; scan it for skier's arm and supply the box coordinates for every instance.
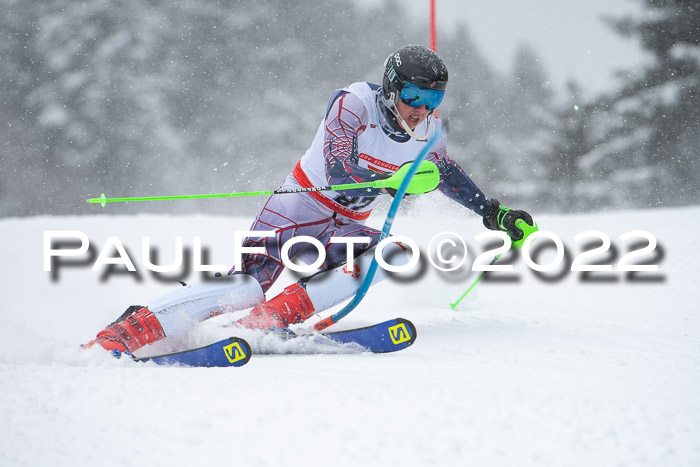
[323,92,387,197]
[429,136,534,241]
[427,137,489,216]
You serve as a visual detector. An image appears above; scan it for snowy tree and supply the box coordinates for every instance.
[535,82,602,212]
[482,44,557,208]
[595,0,700,207]
[0,0,46,215]
[438,25,502,197]
[0,0,416,216]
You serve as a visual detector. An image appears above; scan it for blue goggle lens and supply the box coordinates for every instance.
[399,83,445,111]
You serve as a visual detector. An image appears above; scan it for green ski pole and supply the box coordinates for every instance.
[450,218,539,310]
[87,160,440,207]
[449,254,501,309]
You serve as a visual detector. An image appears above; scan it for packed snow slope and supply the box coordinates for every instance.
[1,199,699,467]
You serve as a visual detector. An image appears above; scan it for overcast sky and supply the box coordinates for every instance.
[357,0,650,97]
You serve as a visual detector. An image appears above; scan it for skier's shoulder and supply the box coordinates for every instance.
[343,81,379,100]
[326,82,377,120]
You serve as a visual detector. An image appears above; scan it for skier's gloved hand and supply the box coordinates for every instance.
[483,198,534,242]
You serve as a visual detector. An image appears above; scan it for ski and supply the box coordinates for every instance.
[135,336,252,367]
[251,317,417,355]
[310,317,417,354]
[132,318,416,367]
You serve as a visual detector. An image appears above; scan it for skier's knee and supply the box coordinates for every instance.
[147,273,264,335]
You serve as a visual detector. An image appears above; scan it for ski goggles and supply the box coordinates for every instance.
[399,83,446,111]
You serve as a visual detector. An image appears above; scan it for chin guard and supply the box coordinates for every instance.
[380,91,433,142]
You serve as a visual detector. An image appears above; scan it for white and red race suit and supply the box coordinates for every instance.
[233,82,489,292]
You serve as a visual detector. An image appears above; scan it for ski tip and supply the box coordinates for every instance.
[371,317,416,353]
[317,317,417,353]
[393,318,417,348]
[220,336,252,366]
[372,318,417,352]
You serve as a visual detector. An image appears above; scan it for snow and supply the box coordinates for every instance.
[2,202,699,466]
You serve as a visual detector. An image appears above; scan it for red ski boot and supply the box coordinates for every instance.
[83,307,165,354]
[237,284,315,330]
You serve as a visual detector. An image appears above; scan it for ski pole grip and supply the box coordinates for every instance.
[510,220,539,249]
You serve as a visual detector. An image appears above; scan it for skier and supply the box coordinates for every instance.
[84,44,534,354]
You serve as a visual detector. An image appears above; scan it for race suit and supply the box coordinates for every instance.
[234,82,488,292]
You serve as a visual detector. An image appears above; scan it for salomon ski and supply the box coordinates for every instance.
[132,318,416,367]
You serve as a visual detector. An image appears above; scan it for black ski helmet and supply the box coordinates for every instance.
[382,45,448,105]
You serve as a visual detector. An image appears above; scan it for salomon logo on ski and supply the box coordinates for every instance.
[388,323,411,345]
[223,341,248,363]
